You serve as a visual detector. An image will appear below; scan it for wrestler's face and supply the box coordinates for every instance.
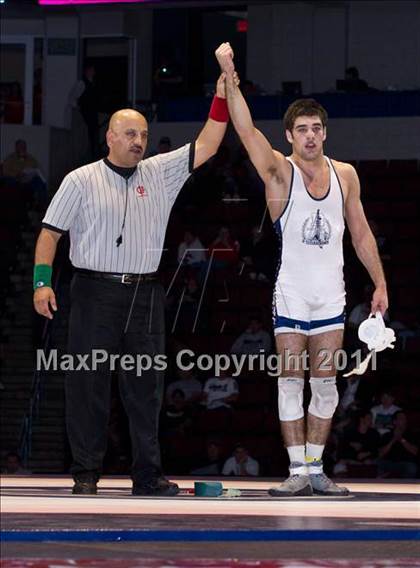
[107,115,148,167]
[286,115,326,161]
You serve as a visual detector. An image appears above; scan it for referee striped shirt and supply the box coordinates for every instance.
[42,143,194,273]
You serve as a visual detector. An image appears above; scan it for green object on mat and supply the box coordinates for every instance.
[194,481,223,497]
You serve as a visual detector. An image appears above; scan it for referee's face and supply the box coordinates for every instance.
[107,110,149,167]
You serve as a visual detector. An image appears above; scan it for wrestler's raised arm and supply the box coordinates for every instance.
[215,43,291,220]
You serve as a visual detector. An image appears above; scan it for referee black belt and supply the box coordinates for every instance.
[75,268,158,284]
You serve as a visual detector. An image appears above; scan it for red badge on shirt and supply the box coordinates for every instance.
[136,185,147,197]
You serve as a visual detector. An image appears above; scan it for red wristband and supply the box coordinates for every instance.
[209,95,229,122]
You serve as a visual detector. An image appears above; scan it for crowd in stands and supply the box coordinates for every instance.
[1,139,47,211]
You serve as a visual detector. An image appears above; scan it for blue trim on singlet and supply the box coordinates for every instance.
[272,221,283,327]
[272,161,294,288]
[328,157,346,219]
[271,162,294,328]
[310,311,346,329]
[304,181,331,201]
[273,314,311,331]
[273,311,345,331]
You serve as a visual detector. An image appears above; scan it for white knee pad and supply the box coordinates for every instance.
[278,377,304,421]
[308,377,339,419]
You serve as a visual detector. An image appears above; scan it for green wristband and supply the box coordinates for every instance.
[33,264,52,290]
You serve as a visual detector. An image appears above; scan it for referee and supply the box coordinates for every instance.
[33,50,234,496]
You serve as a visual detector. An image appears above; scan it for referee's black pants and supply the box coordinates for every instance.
[66,272,165,484]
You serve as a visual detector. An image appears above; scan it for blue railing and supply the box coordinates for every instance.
[156,90,420,122]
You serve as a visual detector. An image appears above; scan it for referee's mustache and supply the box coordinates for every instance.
[130,145,143,153]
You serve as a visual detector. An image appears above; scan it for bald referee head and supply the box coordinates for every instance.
[106,109,148,167]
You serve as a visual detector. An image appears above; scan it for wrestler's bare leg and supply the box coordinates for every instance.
[307,329,349,495]
[276,332,307,447]
[307,329,344,446]
[269,332,312,496]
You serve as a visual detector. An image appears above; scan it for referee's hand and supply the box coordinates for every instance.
[33,287,58,320]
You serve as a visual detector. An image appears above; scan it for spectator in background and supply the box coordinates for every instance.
[203,369,239,410]
[3,139,40,179]
[370,390,401,436]
[231,317,272,355]
[378,411,418,478]
[222,443,259,476]
[165,368,202,406]
[333,411,381,476]
[68,62,100,160]
[199,226,240,283]
[342,67,370,92]
[161,389,192,436]
[2,139,47,211]
[177,230,206,268]
[190,440,224,475]
[2,452,31,475]
[208,226,240,268]
[182,276,201,304]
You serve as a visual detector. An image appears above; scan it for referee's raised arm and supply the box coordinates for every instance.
[192,45,240,170]
[193,69,231,170]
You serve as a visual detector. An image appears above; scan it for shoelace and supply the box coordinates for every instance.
[289,474,308,485]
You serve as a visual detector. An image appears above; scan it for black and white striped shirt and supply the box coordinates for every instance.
[43,143,194,273]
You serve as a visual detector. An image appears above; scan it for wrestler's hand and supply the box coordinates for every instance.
[216,71,240,98]
[215,42,235,75]
[371,286,388,316]
[34,286,58,319]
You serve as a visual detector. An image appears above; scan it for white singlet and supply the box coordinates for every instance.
[272,156,346,336]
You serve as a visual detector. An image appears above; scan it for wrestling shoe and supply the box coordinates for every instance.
[132,476,179,497]
[269,465,313,497]
[72,479,97,495]
[309,461,349,495]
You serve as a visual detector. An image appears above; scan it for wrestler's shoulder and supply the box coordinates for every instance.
[330,159,358,180]
[271,150,293,182]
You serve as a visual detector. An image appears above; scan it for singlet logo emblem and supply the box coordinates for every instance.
[302,208,331,248]
[136,185,147,197]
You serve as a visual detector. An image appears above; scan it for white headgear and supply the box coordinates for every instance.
[358,312,396,352]
[343,312,395,377]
